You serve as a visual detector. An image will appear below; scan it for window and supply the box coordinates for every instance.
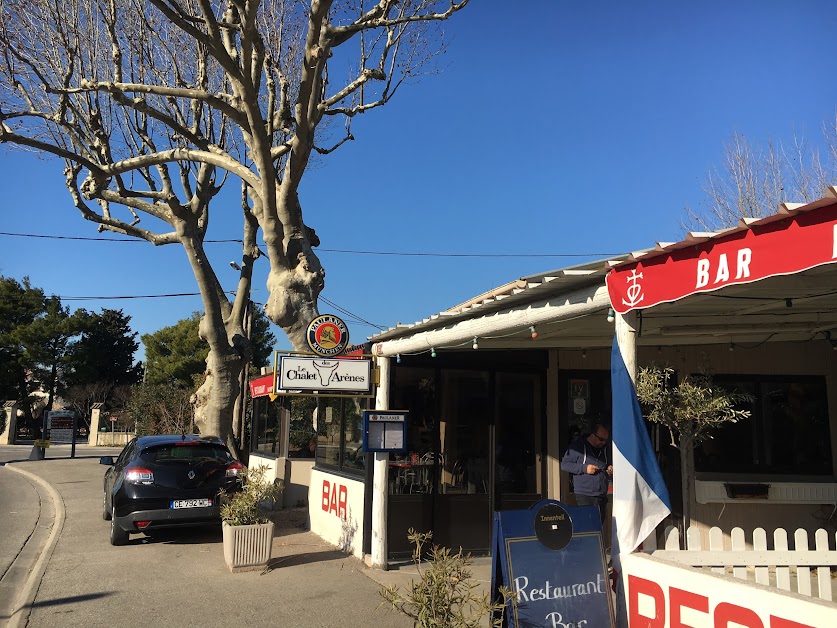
[313,396,369,477]
[695,375,832,476]
[251,396,285,456]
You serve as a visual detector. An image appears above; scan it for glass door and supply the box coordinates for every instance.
[494,372,542,511]
[434,370,492,552]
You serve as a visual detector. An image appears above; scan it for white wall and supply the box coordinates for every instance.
[620,552,837,627]
[308,468,365,558]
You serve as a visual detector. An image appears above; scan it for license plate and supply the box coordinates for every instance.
[170,498,212,509]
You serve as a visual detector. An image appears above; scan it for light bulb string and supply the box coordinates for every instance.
[377,307,613,359]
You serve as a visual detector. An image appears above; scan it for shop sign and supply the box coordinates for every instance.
[306,314,350,357]
[622,552,836,627]
[492,500,614,627]
[607,204,837,314]
[321,479,348,520]
[278,355,371,393]
[249,374,274,397]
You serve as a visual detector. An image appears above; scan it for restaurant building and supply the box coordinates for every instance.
[250,189,837,573]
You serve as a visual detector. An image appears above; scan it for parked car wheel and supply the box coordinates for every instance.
[110,509,129,546]
[103,493,111,521]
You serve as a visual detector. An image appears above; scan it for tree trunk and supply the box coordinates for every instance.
[263,190,324,349]
[679,434,694,542]
[178,230,247,450]
[192,348,241,456]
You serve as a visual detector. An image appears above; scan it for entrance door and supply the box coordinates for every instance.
[494,372,542,511]
[434,370,492,552]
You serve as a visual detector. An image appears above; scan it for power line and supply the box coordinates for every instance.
[58,293,203,301]
[320,296,385,330]
[4,291,384,329]
[0,230,618,258]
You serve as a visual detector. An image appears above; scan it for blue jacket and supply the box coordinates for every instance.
[560,435,610,497]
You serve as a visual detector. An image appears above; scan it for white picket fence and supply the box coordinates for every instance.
[649,525,837,602]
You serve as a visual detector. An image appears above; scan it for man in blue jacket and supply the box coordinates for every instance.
[561,422,613,525]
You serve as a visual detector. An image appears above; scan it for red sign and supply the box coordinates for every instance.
[249,374,274,398]
[606,203,837,314]
[629,575,813,628]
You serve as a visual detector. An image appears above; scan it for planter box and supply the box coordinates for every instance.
[222,521,274,573]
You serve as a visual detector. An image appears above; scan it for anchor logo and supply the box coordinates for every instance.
[622,268,645,308]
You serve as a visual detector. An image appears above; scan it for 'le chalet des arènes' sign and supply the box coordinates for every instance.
[606,202,837,314]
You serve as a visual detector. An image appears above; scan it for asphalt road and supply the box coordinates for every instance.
[0,467,40,585]
[0,444,415,628]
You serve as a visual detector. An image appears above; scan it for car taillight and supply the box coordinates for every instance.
[125,468,154,485]
[226,460,245,478]
[136,521,151,529]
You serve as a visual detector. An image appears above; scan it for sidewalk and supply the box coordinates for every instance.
[2,447,414,628]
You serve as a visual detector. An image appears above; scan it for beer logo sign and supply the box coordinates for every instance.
[306,314,350,357]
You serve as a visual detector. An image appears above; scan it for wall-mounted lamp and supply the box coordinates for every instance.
[606,308,615,323]
[529,325,538,339]
[472,337,479,350]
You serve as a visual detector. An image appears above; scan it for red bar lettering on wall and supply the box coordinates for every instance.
[714,603,764,628]
[329,483,338,516]
[322,480,331,512]
[670,587,708,628]
[338,485,348,520]
[770,618,815,628]
[628,575,665,628]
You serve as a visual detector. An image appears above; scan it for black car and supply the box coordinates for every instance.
[101,434,244,545]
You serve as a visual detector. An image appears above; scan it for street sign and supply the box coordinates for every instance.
[110,417,118,422]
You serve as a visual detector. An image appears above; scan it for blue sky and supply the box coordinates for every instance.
[2,1,837,361]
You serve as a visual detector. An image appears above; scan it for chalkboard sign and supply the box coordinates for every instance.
[491,499,614,627]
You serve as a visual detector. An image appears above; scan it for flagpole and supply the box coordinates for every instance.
[614,311,638,384]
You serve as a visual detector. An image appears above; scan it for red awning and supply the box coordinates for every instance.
[607,199,837,314]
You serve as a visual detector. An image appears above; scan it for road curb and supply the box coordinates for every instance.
[4,464,66,628]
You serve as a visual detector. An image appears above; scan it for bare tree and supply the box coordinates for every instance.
[684,119,837,231]
[0,0,468,449]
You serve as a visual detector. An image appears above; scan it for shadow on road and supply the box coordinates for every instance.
[264,547,351,571]
[137,526,224,545]
[29,591,114,608]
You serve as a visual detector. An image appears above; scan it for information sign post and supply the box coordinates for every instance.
[361,411,408,452]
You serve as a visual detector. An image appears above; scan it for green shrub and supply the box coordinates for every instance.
[220,465,283,526]
[380,529,515,628]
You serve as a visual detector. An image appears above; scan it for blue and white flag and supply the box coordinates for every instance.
[610,336,671,571]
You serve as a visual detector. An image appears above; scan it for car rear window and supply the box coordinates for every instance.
[139,443,233,465]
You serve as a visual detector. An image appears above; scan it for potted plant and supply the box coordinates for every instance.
[220,465,283,572]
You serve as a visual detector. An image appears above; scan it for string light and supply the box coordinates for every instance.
[529,325,538,339]
[729,343,735,352]
[396,354,401,363]
[582,348,587,359]
[606,308,615,323]
[472,337,479,350]
[431,348,437,358]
